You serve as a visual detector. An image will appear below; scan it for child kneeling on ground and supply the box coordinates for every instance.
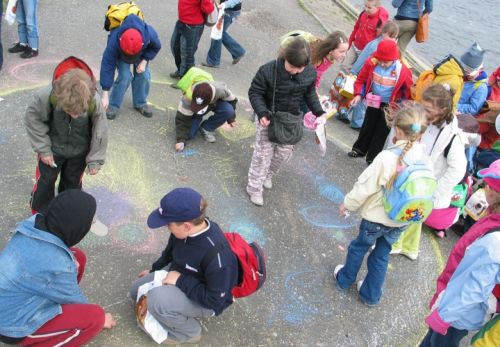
[130,188,239,344]
[0,190,115,346]
[334,104,430,306]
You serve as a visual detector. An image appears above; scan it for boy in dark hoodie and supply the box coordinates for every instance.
[100,14,161,120]
[130,188,238,344]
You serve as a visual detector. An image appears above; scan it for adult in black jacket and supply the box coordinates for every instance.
[246,38,326,206]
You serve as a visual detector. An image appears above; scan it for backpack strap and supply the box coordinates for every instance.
[443,134,457,159]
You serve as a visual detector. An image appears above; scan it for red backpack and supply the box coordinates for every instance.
[201,232,266,298]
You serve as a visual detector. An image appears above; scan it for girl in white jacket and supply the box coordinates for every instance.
[392,84,468,259]
[334,104,430,306]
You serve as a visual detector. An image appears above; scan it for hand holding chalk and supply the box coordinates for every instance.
[40,155,56,168]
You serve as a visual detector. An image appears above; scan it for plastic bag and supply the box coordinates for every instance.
[210,7,225,40]
[5,0,18,25]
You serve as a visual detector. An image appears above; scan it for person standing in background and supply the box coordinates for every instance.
[202,0,246,68]
[7,0,40,59]
[392,0,433,56]
[170,0,215,79]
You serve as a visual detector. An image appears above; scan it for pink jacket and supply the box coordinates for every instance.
[429,213,500,309]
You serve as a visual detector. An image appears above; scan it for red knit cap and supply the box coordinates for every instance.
[119,29,143,57]
[373,40,400,62]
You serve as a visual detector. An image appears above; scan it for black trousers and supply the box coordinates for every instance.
[31,155,87,214]
[352,105,390,163]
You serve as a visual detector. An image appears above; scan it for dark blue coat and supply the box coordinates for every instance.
[99,15,161,91]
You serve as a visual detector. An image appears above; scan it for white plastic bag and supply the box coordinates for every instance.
[136,270,169,344]
[5,0,18,25]
[210,7,225,40]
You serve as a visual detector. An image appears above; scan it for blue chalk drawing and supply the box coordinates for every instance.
[281,270,334,325]
[228,221,266,245]
[314,176,344,204]
[179,149,197,157]
[300,205,355,229]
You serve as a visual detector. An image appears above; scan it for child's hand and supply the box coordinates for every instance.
[138,270,149,278]
[136,60,147,74]
[163,270,181,285]
[101,91,109,110]
[350,95,361,106]
[103,313,116,329]
[339,204,347,217]
[41,155,56,168]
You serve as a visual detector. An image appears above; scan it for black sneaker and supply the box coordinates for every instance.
[106,107,118,120]
[8,42,28,53]
[135,105,153,118]
[169,71,181,79]
[20,48,39,59]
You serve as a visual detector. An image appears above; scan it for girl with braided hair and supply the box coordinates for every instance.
[334,104,429,306]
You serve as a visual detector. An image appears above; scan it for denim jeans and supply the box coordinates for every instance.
[206,10,245,66]
[16,0,39,49]
[419,327,468,347]
[188,100,235,139]
[170,20,204,77]
[336,219,405,305]
[109,59,151,110]
[0,2,3,69]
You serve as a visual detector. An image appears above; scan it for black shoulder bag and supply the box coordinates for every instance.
[267,60,304,145]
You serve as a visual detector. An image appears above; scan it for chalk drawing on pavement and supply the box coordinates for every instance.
[228,221,266,245]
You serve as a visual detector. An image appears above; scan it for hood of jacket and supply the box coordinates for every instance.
[37,189,96,247]
[434,55,465,78]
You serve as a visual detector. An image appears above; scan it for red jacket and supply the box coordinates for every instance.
[353,58,413,103]
[178,0,214,25]
[348,8,389,50]
[429,213,500,309]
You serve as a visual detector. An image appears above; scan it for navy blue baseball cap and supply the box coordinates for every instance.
[147,188,203,228]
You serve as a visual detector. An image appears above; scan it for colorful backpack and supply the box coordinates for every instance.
[104,2,144,31]
[411,69,436,102]
[383,149,437,223]
[201,232,266,298]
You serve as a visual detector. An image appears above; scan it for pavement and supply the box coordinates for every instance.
[0,0,466,346]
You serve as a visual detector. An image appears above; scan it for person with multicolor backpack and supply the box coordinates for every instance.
[421,160,500,347]
[100,10,161,120]
[391,85,468,260]
[334,104,433,306]
[130,187,265,344]
[25,57,108,215]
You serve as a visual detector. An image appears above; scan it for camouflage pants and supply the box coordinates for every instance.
[247,122,294,196]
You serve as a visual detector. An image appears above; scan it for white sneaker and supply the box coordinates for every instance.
[356,280,363,292]
[400,251,418,260]
[334,264,344,280]
[200,128,216,143]
[263,179,273,189]
[389,248,401,255]
[249,194,264,206]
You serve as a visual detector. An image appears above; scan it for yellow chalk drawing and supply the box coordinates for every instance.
[85,139,164,210]
[208,155,240,197]
[218,116,256,141]
[156,125,170,136]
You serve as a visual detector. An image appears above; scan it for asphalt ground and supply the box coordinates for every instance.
[0,0,465,346]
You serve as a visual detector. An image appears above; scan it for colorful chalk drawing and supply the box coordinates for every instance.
[218,116,256,141]
[228,221,266,245]
[209,154,240,197]
[314,176,344,204]
[179,148,198,157]
[300,206,355,230]
[270,269,334,325]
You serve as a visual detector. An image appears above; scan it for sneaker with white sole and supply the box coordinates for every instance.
[263,179,273,189]
[356,280,363,292]
[200,127,216,143]
[400,251,418,260]
[248,193,264,206]
[389,248,401,255]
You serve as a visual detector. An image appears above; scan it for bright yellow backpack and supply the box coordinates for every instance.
[104,2,144,31]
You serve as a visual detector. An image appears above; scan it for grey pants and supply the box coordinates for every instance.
[246,122,294,196]
[395,19,418,56]
[130,268,215,342]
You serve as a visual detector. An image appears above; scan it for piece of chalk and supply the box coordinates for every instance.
[51,163,58,168]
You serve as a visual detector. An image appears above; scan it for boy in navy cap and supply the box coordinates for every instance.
[130,188,238,344]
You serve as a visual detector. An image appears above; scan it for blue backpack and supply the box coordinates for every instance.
[383,149,437,223]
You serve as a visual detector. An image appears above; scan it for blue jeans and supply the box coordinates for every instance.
[170,21,204,77]
[16,0,39,49]
[0,2,3,69]
[206,10,245,66]
[188,100,235,139]
[419,327,468,347]
[109,59,150,110]
[336,219,404,305]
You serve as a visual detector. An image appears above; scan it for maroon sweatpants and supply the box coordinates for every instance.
[19,248,105,347]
